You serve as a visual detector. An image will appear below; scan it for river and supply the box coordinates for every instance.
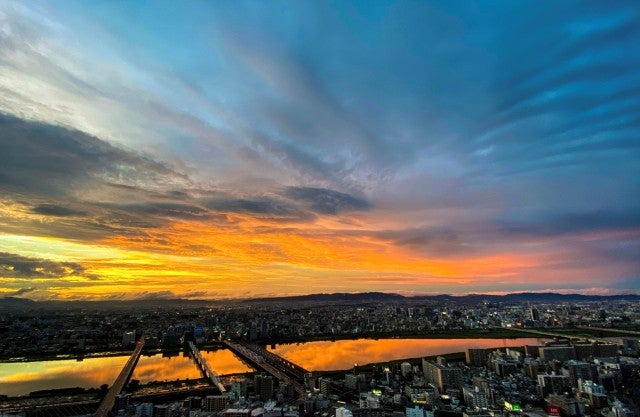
[0,338,546,397]
[268,337,547,371]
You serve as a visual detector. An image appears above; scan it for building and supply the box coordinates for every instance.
[359,393,381,409]
[352,409,384,417]
[466,349,488,367]
[336,407,353,417]
[539,346,576,362]
[203,395,228,413]
[530,307,540,322]
[254,374,274,401]
[318,377,332,396]
[422,359,465,392]
[224,409,251,417]
[406,406,426,417]
[152,405,170,417]
[462,386,489,409]
[122,330,137,347]
[401,362,413,377]
[537,374,570,396]
[566,361,594,388]
[230,381,247,401]
[546,394,585,417]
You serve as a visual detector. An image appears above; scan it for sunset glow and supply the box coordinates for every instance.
[0,1,638,300]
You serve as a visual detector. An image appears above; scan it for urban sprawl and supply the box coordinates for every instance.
[1,297,639,417]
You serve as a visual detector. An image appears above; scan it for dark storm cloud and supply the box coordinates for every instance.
[31,204,86,217]
[0,252,94,279]
[284,186,371,215]
[0,113,186,197]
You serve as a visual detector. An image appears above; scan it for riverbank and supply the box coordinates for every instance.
[0,326,624,363]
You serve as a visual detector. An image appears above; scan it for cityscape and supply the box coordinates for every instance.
[1,2,640,417]
[1,294,640,417]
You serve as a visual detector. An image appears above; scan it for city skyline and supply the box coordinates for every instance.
[0,1,639,301]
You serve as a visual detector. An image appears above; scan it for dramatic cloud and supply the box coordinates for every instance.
[0,252,93,279]
[205,197,313,222]
[0,114,188,198]
[285,187,371,215]
[31,204,86,217]
[0,1,638,299]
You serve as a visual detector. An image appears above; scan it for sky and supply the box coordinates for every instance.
[0,1,639,300]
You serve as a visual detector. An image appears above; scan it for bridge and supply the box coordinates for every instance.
[499,326,615,344]
[223,341,309,397]
[188,341,226,392]
[95,337,144,417]
[577,326,640,336]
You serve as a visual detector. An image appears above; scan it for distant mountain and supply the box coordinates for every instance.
[439,292,640,303]
[0,296,37,310]
[243,291,405,304]
[243,291,640,304]
[239,291,640,305]
[1,291,638,310]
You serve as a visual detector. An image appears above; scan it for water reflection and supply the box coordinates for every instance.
[201,349,254,375]
[1,340,543,397]
[131,351,201,383]
[269,338,546,371]
[0,356,128,397]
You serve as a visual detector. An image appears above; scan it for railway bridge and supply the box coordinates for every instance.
[223,341,309,396]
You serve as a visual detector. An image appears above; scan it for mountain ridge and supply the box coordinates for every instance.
[2,291,639,310]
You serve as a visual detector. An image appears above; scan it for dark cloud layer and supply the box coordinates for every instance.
[0,114,376,248]
[285,186,371,215]
[496,210,640,238]
[0,252,93,279]
[0,113,185,198]
[31,204,86,217]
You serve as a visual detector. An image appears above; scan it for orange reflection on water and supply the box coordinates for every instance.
[270,338,545,371]
[131,352,201,383]
[0,356,128,397]
[201,349,254,375]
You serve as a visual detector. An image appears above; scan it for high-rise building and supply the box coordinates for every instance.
[122,330,137,347]
[537,374,570,396]
[530,307,540,322]
[466,349,488,367]
[566,360,594,388]
[463,386,489,409]
[422,359,464,392]
[401,362,413,377]
[254,374,274,401]
[318,377,332,396]
[203,395,228,412]
[546,394,585,417]
[539,346,576,362]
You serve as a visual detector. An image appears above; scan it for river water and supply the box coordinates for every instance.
[0,338,545,397]
[269,337,546,371]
